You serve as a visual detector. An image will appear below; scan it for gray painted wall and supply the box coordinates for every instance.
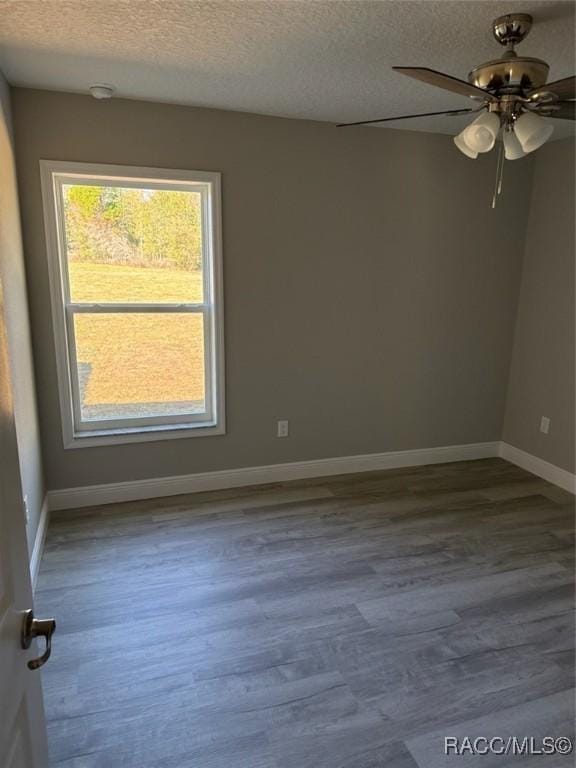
[12,88,534,492]
[0,75,45,548]
[503,138,575,473]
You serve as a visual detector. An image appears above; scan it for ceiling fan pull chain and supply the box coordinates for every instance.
[491,139,505,209]
[498,141,505,195]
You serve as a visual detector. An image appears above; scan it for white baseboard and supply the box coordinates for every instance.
[499,442,576,494]
[45,441,575,512]
[47,441,500,511]
[30,496,49,588]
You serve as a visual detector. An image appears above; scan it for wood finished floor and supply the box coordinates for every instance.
[36,458,575,768]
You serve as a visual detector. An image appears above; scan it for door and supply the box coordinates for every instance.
[0,267,50,765]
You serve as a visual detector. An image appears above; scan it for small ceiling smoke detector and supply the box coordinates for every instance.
[89,84,115,100]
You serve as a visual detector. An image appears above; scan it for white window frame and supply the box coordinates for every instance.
[40,160,225,449]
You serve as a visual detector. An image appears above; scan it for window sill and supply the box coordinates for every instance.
[64,421,225,449]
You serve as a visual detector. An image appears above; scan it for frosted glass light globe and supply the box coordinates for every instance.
[514,111,554,154]
[462,112,501,153]
[503,128,525,160]
[454,131,478,158]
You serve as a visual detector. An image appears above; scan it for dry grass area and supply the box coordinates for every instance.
[69,261,204,303]
[70,262,205,410]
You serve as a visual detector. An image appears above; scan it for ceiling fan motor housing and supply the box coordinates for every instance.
[468,13,549,96]
[468,56,549,94]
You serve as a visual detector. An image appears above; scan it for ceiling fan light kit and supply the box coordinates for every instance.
[338,12,574,206]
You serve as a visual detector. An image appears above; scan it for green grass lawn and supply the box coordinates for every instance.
[69,262,205,411]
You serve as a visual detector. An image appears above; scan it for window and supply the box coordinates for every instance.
[40,161,224,447]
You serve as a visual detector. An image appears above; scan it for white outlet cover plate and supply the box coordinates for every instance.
[540,417,550,434]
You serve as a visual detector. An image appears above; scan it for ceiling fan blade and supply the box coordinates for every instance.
[393,67,496,102]
[534,101,575,121]
[527,75,575,101]
[337,107,479,128]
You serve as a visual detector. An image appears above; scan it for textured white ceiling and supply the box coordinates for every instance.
[0,0,574,137]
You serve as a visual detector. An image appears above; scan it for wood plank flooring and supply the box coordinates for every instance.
[35,458,575,767]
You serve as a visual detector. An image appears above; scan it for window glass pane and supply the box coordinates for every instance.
[73,313,206,422]
[62,185,204,303]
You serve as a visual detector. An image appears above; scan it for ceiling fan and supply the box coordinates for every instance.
[338,13,574,202]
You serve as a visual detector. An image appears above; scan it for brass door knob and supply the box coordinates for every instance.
[21,609,56,670]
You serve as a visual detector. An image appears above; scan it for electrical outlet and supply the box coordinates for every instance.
[23,495,30,525]
[277,419,289,438]
[540,416,550,435]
